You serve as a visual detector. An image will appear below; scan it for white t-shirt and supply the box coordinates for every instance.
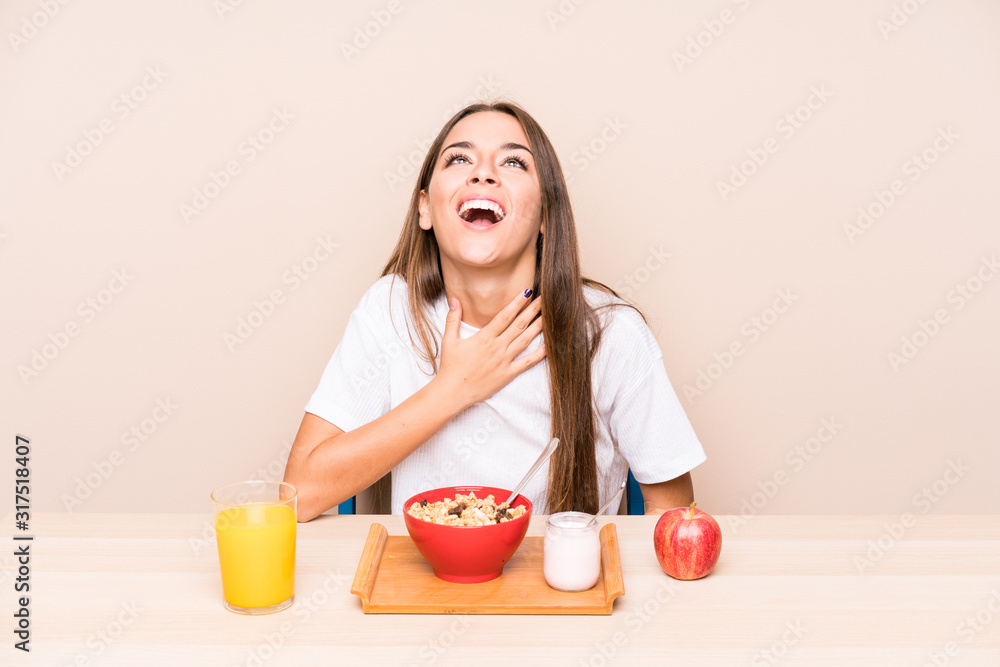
[305,275,706,515]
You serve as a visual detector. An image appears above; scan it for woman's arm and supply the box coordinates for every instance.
[284,292,546,521]
[284,379,466,521]
[638,472,694,515]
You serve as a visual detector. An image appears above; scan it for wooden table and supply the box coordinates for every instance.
[3,513,998,666]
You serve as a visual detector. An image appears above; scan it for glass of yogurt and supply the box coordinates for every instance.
[543,511,601,592]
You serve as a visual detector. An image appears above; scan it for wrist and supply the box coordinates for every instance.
[422,374,472,419]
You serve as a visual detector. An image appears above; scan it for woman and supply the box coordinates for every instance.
[284,101,705,521]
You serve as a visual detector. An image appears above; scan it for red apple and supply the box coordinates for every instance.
[653,502,722,580]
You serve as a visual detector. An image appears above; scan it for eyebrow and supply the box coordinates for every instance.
[441,140,533,156]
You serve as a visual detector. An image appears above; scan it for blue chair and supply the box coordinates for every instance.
[625,470,644,515]
[338,497,356,514]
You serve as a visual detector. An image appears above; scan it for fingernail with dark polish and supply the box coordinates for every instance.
[523,288,533,298]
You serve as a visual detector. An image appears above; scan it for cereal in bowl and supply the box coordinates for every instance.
[407,492,526,526]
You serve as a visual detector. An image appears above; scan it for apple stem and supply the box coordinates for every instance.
[687,501,697,519]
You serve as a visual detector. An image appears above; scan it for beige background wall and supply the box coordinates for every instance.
[2,1,997,518]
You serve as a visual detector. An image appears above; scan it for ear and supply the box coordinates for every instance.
[418,189,432,230]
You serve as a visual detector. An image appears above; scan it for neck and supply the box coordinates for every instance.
[442,260,536,329]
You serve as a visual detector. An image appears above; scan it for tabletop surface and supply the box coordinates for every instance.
[2,513,999,666]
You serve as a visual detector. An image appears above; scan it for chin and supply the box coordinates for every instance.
[456,250,503,267]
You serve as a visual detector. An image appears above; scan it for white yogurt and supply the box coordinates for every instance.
[543,511,601,592]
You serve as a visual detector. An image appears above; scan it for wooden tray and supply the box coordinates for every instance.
[350,522,624,614]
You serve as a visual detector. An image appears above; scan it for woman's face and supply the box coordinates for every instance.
[419,111,543,278]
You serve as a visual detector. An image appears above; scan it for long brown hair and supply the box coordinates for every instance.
[382,101,619,514]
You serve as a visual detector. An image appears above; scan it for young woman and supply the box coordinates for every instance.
[284,101,705,521]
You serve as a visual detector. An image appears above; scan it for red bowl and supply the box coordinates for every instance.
[402,485,533,583]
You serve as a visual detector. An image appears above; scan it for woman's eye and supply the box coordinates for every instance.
[503,157,527,169]
[444,153,470,165]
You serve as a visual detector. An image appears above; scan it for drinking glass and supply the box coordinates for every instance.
[543,511,601,592]
[211,480,297,614]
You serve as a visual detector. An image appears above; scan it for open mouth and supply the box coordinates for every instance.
[458,199,506,225]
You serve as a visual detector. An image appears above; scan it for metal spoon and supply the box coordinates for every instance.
[503,437,560,506]
[585,478,629,527]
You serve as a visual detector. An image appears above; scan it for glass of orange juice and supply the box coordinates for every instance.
[211,480,297,614]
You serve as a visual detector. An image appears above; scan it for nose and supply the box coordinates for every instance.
[469,160,498,185]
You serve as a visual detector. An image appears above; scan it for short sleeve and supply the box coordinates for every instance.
[304,281,398,431]
[596,305,707,484]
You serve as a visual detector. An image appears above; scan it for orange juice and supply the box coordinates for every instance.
[215,503,296,609]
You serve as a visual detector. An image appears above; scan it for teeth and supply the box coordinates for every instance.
[458,199,506,221]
